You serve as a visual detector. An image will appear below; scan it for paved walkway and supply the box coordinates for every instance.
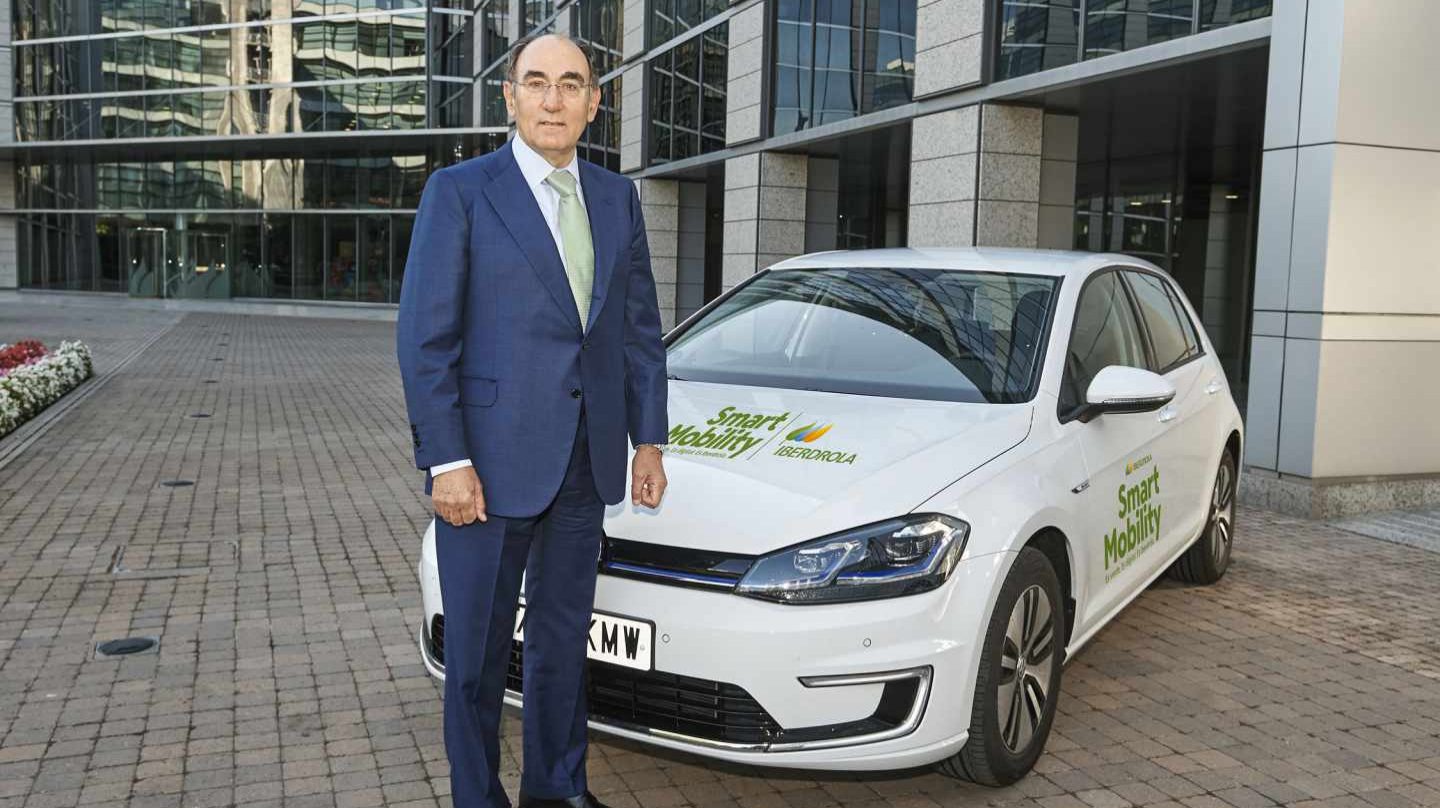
[1331,509,1440,556]
[1,303,1439,808]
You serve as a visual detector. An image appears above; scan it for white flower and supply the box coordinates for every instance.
[0,340,95,436]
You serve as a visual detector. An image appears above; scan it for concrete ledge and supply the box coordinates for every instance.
[2,290,399,322]
[1241,467,1440,520]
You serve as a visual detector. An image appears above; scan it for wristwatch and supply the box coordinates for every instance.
[637,443,666,455]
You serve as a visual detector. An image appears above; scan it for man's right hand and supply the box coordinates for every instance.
[433,466,488,526]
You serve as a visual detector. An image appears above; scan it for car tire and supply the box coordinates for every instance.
[940,546,1064,786]
[1168,446,1236,585]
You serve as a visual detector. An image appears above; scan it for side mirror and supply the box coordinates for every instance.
[1078,366,1175,423]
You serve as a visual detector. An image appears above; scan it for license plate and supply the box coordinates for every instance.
[514,604,655,672]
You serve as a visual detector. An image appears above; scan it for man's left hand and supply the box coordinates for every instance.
[631,446,667,508]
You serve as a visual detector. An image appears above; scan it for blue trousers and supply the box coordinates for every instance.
[436,411,604,808]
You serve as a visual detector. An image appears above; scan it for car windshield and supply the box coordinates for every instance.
[667,267,1061,403]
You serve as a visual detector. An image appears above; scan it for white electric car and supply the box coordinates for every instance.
[417,247,1243,785]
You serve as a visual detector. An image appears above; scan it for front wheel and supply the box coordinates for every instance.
[1168,446,1236,584]
[940,546,1063,786]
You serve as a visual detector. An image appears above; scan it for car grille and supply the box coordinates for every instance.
[427,615,782,744]
[599,537,756,591]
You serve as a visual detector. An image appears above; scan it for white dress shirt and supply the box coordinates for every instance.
[430,133,588,479]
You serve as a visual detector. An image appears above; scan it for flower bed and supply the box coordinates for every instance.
[0,340,47,373]
[0,340,94,437]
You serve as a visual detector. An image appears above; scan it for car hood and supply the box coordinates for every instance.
[603,380,1033,555]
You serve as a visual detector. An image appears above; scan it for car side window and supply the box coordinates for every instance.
[1125,271,1199,373]
[1164,281,1204,358]
[1059,271,1148,416]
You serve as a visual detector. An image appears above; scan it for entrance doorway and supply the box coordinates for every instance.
[123,226,232,299]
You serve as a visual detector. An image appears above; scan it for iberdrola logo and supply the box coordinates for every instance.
[774,422,856,464]
[786,423,832,443]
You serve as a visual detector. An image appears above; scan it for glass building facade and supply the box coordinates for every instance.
[13,0,501,299]
[9,0,1266,388]
[995,0,1271,80]
[772,0,915,135]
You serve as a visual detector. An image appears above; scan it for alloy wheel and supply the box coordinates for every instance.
[1210,461,1235,568]
[997,584,1055,753]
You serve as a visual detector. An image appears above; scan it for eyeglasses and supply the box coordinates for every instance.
[513,78,592,100]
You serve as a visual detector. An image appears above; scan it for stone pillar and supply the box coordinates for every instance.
[1037,113,1078,249]
[0,0,16,291]
[908,103,1075,249]
[722,152,806,290]
[975,104,1043,247]
[912,0,983,98]
[619,62,646,172]
[804,157,839,252]
[622,0,645,61]
[908,105,978,247]
[636,178,680,330]
[1243,0,1440,517]
[676,181,707,323]
[725,2,766,146]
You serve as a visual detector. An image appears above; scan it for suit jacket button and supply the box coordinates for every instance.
[570,388,582,399]
[582,341,590,350]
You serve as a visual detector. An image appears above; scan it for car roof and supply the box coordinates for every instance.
[767,247,1158,279]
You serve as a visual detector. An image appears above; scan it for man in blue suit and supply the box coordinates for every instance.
[396,33,669,808]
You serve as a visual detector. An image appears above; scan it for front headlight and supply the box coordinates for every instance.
[735,514,969,604]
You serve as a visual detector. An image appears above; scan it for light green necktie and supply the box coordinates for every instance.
[543,169,595,330]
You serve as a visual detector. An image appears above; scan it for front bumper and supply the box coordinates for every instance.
[418,550,1011,771]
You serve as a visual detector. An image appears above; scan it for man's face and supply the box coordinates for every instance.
[503,36,600,163]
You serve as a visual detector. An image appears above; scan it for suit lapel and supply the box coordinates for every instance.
[482,141,584,335]
[580,160,618,333]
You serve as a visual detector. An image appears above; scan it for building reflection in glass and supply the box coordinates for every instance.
[772,0,916,136]
[995,0,1271,80]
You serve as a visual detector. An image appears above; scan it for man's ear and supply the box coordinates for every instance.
[502,80,517,120]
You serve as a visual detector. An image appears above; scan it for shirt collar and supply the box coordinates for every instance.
[511,132,582,196]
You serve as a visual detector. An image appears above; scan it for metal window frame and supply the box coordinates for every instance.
[640,17,729,169]
[991,0,1266,80]
[767,0,917,139]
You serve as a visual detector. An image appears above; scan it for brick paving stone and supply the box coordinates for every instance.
[3,304,1440,808]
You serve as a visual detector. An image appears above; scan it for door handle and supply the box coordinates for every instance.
[1205,377,1223,395]
[1158,404,1178,423]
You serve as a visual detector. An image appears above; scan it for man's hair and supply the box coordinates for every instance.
[505,32,598,86]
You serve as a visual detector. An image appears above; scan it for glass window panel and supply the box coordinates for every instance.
[299,85,325,130]
[1199,0,1271,30]
[324,215,358,299]
[359,215,389,301]
[329,20,361,82]
[358,17,389,76]
[199,28,231,87]
[1084,0,1193,60]
[146,34,176,90]
[395,81,425,128]
[147,93,176,137]
[391,213,413,301]
[996,0,1078,79]
[395,14,427,73]
[362,158,392,206]
[482,0,511,69]
[357,81,391,129]
[396,155,426,206]
[328,82,357,130]
[293,213,324,299]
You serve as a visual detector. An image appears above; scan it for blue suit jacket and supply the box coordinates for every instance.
[396,140,669,518]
